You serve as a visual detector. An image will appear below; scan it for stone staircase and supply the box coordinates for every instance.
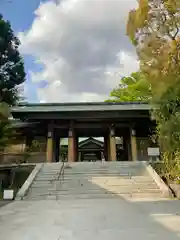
[24,162,165,200]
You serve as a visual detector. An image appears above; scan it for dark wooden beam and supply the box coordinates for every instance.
[54,122,131,129]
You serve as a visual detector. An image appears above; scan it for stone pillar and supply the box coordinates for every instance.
[109,125,117,161]
[130,128,138,161]
[46,123,54,162]
[68,126,76,162]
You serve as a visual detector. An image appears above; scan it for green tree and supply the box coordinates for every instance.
[0,15,26,118]
[127,0,180,96]
[0,15,26,150]
[127,0,180,183]
[107,72,151,102]
[0,14,26,106]
[0,102,10,120]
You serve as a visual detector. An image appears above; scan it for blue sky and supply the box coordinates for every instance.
[0,0,138,103]
[1,0,47,102]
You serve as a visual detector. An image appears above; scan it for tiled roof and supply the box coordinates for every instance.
[11,102,151,113]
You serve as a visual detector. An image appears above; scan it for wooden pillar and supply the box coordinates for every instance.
[78,151,81,162]
[55,137,60,162]
[25,132,34,148]
[68,126,76,162]
[104,135,109,161]
[81,152,84,162]
[108,136,111,161]
[127,140,132,161]
[46,123,54,162]
[109,125,117,161]
[123,133,132,161]
[109,136,117,161]
[75,137,78,162]
[130,128,138,161]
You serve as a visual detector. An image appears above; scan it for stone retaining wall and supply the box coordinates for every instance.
[170,184,180,199]
[0,153,46,164]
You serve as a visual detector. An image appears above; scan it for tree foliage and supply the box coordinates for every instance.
[0,15,25,118]
[0,102,10,119]
[0,15,26,151]
[0,121,12,150]
[153,81,180,152]
[127,0,180,96]
[127,0,180,182]
[0,14,26,106]
[107,72,151,102]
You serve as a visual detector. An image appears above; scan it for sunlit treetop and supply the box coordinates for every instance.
[127,0,180,96]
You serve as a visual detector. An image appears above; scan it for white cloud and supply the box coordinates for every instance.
[19,0,138,103]
[118,51,139,76]
[17,82,26,100]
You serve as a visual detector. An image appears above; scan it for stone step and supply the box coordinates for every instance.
[28,189,161,196]
[30,179,158,186]
[28,184,161,192]
[32,182,156,188]
[39,171,146,175]
[62,165,144,169]
[41,168,145,173]
[39,171,147,177]
[38,170,148,175]
[30,181,160,188]
[25,192,163,201]
[24,162,165,200]
[42,162,143,166]
[30,182,159,189]
[33,177,154,182]
[35,175,143,179]
[30,187,159,193]
[28,190,162,198]
[41,165,145,168]
[39,173,147,178]
[34,178,150,182]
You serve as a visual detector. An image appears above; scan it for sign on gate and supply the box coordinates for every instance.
[147,147,160,157]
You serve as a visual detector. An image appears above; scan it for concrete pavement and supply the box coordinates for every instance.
[0,200,12,208]
[0,198,180,239]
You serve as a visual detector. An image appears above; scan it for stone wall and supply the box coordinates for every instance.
[170,184,180,199]
[0,153,46,164]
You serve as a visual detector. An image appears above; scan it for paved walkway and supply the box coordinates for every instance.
[0,198,180,239]
[0,200,12,208]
